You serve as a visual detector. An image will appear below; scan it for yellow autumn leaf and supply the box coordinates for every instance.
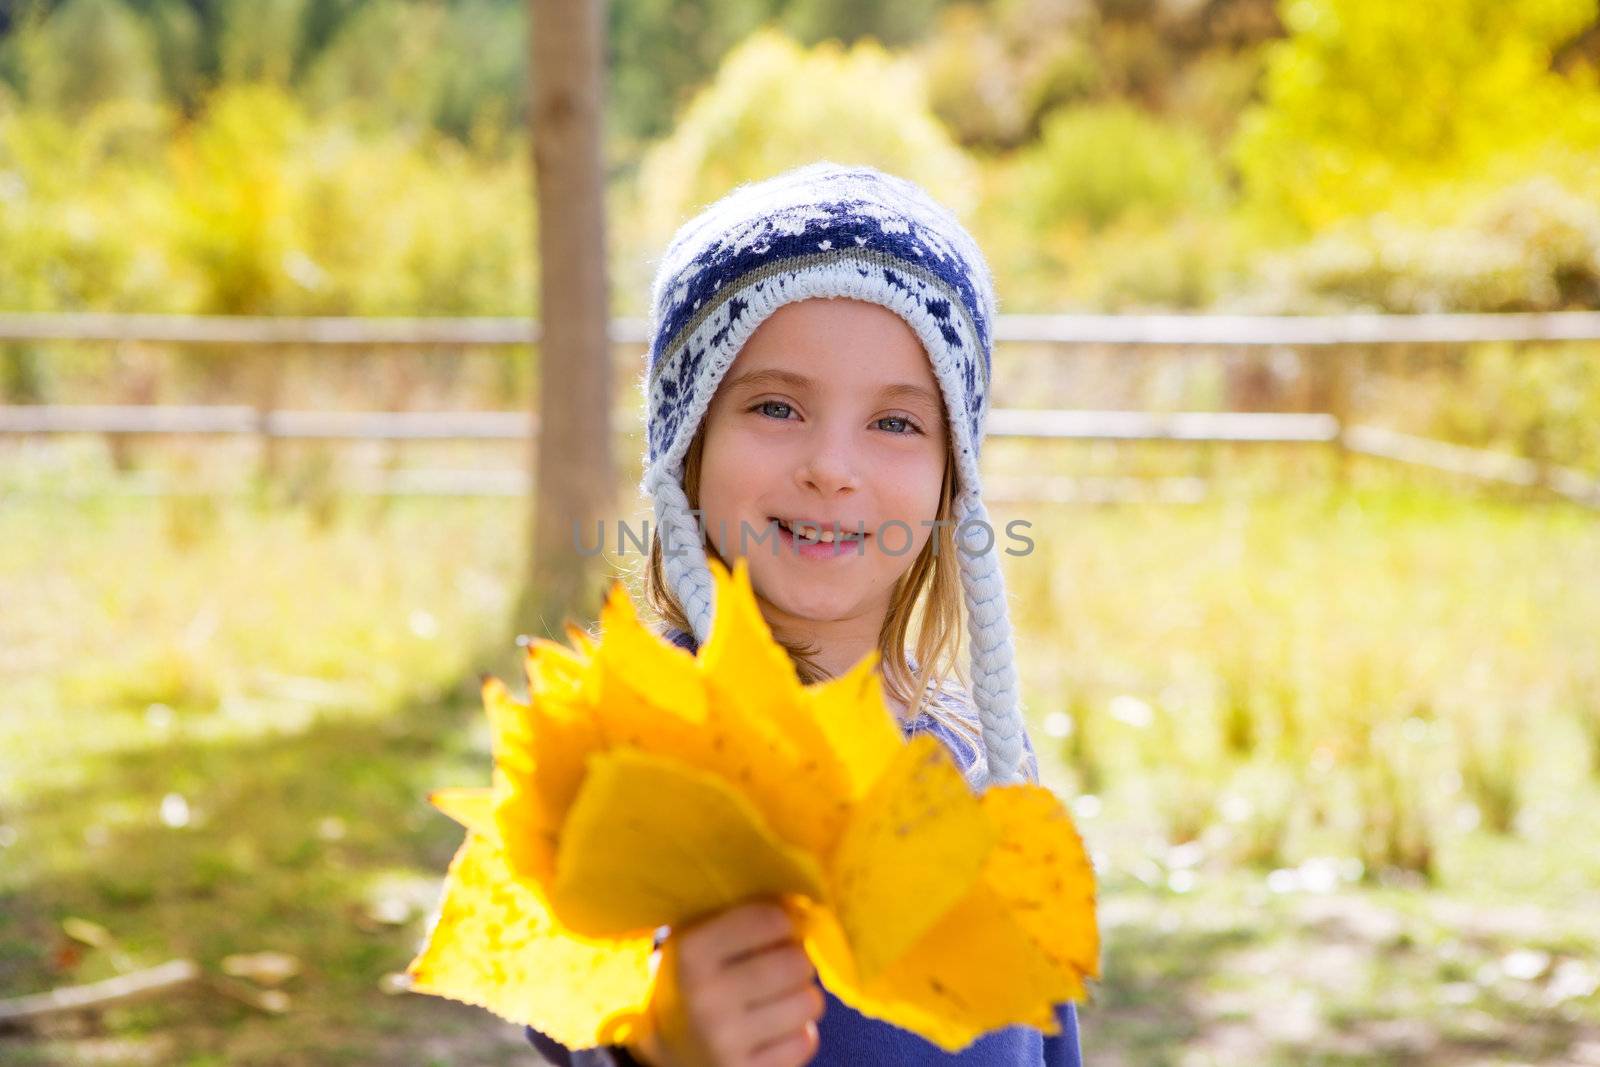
[589,583,717,768]
[408,553,1100,1053]
[806,783,1102,1048]
[805,879,1071,1049]
[547,747,826,938]
[481,676,560,883]
[805,648,903,802]
[978,784,1102,994]
[406,831,655,1050]
[828,732,994,984]
[428,787,495,839]
[595,582,708,728]
[524,635,589,702]
[482,675,534,775]
[695,561,854,858]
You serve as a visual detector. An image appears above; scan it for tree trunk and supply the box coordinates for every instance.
[516,0,615,642]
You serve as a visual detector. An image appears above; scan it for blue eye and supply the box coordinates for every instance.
[754,400,793,419]
[877,416,921,434]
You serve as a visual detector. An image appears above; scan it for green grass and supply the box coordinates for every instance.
[2,458,1598,1065]
[0,486,539,1064]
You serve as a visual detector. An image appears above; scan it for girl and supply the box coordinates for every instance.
[526,162,1083,1066]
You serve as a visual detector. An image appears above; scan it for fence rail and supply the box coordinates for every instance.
[3,311,1597,508]
[3,310,1600,347]
[0,405,533,439]
[0,404,1346,443]
[4,403,1598,507]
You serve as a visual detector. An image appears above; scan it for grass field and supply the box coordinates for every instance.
[2,447,1597,1066]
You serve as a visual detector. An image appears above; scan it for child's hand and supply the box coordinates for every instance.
[626,899,823,1067]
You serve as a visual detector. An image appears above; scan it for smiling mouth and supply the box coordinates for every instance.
[767,517,870,544]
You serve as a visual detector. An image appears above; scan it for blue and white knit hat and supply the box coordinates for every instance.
[639,160,1028,787]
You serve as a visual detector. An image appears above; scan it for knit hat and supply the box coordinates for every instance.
[639,160,1029,787]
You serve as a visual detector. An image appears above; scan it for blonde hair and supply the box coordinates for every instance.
[644,422,976,737]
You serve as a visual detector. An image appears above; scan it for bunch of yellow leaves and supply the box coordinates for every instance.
[406,556,1099,1052]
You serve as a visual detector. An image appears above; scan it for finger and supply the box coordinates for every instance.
[741,982,824,1050]
[729,943,816,1008]
[719,899,797,959]
[748,1019,819,1067]
[683,900,795,972]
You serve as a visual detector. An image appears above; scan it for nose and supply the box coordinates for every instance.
[794,425,861,497]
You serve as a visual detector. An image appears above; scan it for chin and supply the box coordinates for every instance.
[747,567,853,623]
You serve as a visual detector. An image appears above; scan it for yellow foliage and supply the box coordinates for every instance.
[406,830,656,1050]
[548,747,827,938]
[828,733,995,984]
[408,555,1099,1052]
[1233,0,1600,231]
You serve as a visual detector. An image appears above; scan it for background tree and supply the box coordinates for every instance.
[517,0,615,642]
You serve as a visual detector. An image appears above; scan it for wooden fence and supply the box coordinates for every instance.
[3,310,1599,346]
[2,311,1598,507]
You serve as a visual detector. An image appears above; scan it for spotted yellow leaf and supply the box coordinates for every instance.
[409,552,1099,1053]
[804,648,903,802]
[978,784,1101,993]
[547,747,826,938]
[406,832,654,1050]
[589,582,717,768]
[697,557,852,857]
[828,732,994,984]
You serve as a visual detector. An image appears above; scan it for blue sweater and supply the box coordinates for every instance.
[523,628,1084,1066]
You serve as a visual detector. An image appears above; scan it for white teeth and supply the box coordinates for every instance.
[777,518,861,543]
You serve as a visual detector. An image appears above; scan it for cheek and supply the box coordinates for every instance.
[878,449,946,545]
[697,417,766,517]
[894,446,946,510]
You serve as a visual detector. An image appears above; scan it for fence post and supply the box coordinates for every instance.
[105,338,136,474]
[1516,342,1555,501]
[253,343,285,485]
[1327,345,1355,488]
[106,338,158,474]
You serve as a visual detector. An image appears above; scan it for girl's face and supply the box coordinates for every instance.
[698,297,948,631]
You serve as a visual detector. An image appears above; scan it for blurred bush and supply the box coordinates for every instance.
[0,94,185,312]
[917,0,1279,151]
[1232,175,1600,314]
[629,28,980,267]
[303,0,526,143]
[0,80,535,402]
[1013,101,1227,233]
[170,83,533,316]
[2,0,164,117]
[1433,341,1600,470]
[1233,0,1600,232]
[979,101,1241,310]
[918,2,1104,151]
[0,81,533,320]
[216,0,310,87]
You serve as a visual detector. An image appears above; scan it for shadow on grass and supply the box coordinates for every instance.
[1081,888,1600,1067]
[1080,909,1256,1067]
[0,660,543,1067]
